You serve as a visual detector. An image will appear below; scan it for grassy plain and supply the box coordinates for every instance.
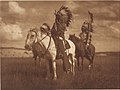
[1,49,120,89]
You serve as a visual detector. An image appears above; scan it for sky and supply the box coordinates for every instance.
[0,1,120,52]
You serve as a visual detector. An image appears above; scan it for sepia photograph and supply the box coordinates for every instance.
[0,0,120,89]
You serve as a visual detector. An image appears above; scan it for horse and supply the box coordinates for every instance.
[24,28,42,66]
[69,34,95,71]
[24,28,76,80]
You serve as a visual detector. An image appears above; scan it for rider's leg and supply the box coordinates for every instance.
[60,40,70,72]
[63,51,71,72]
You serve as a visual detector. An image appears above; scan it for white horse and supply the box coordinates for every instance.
[25,28,76,80]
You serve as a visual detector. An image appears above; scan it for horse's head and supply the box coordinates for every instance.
[69,34,76,42]
[25,28,38,51]
[69,34,81,44]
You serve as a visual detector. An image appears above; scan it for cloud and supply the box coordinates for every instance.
[64,2,119,21]
[1,1,119,52]
[31,8,37,14]
[89,2,119,21]
[65,1,80,18]
[109,21,120,38]
[9,2,26,15]
[65,1,79,11]
[0,17,23,41]
[0,17,2,21]
[93,19,120,40]
[92,7,117,19]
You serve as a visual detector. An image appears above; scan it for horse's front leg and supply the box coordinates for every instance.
[86,55,93,70]
[70,54,75,76]
[33,56,37,74]
[46,59,51,80]
[76,56,80,70]
[88,56,94,70]
[72,57,76,76]
[52,61,57,80]
[38,57,41,67]
[80,56,84,71]
[34,56,37,66]
[91,55,94,68]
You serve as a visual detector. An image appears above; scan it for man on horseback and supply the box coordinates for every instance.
[79,11,94,55]
[40,23,51,36]
[51,6,72,72]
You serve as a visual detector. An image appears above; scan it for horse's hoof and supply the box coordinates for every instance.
[88,65,92,70]
[78,68,80,71]
[65,69,70,74]
[89,68,91,70]
[81,69,83,72]
[45,77,48,80]
[72,73,75,76]
[39,64,41,67]
[53,77,57,80]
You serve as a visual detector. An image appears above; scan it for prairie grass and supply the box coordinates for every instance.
[1,52,120,89]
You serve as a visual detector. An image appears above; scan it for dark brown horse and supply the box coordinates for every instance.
[69,34,95,71]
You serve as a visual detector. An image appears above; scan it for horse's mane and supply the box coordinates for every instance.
[74,35,81,41]
[29,27,39,33]
[72,35,82,43]
[29,27,41,37]
[69,34,83,44]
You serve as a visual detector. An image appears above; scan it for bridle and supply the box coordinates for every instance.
[30,30,52,57]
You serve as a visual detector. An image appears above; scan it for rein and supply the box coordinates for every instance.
[38,34,48,42]
[43,36,51,57]
[37,35,52,57]
[30,29,52,57]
